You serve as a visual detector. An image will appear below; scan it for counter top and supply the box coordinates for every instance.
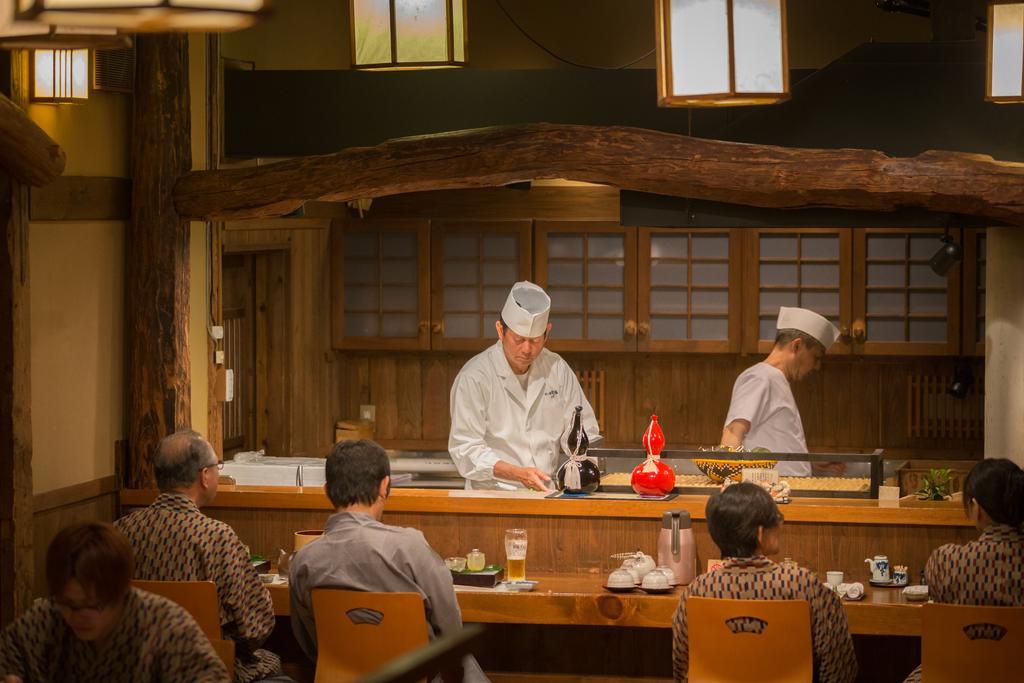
[265,572,924,636]
[120,486,972,527]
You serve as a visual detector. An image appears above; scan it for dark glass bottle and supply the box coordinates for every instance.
[558,406,601,494]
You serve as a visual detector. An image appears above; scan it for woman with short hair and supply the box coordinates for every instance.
[671,482,856,683]
[0,521,229,683]
[903,458,1024,683]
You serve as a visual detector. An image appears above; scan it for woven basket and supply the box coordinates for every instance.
[693,458,778,484]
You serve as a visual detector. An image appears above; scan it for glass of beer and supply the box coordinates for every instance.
[504,528,528,582]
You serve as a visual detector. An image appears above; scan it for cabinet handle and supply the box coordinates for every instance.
[638,321,650,338]
[839,325,851,342]
[419,320,429,333]
[852,320,866,344]
[431,322,444,335]
[624,320,637,338]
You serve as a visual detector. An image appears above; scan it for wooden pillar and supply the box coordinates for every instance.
[127,34,192,487]
[206,34,224,458]
[984,227,1024,466]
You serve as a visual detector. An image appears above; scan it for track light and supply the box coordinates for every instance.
[948,362,974,400]
[929,232,962,277]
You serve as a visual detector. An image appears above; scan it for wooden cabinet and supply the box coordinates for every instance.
[638,228,741,352]
[429,220,532,350]
[331,219,430,350]
[852,228,961,356]
[535,221,637,352]
[961,228,986,356]
[742,228,853,354]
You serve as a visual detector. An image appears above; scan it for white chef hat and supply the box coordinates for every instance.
[776,306,840,350]
[501,281,551,338]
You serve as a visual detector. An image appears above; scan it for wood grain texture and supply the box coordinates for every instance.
[29,176,129,221]
[0,169,33,625]
[32,475,118,514]
[174,123,1024,224]
[33,492,116,598]
[0,91,64,187]
[266,572,925,635]
[126,34,193,487]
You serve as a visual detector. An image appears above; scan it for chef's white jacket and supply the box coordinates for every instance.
[448,341,601,490]
[724,362,812,477]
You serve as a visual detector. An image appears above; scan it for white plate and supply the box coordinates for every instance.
[504,581,538,592]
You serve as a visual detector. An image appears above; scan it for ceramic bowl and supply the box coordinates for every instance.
[641,571,670,590]
[258,573,276,584]
[607,569,635,589]
[903,585,929,602]
[445,557,467,572]
[653,566,678,586]
[693,458,778,483]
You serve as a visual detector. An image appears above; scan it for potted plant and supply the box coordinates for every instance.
[915,468,953,501]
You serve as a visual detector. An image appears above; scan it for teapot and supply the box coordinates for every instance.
[864,555,890,583]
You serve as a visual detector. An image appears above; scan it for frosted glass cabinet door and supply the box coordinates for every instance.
[331,220,431,350]
[430,221,532,350]
[852,228,960,356]
[743,229,851,354]
[638,228,739,352]
[535,222,637,352]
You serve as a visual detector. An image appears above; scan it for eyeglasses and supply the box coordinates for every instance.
[204,460,225,471]
[53,598,108,618]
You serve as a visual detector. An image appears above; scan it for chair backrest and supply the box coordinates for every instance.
[311,589,429,683]
[922,603,1024,683]
[132,580,233,679]
[687,596,813,683]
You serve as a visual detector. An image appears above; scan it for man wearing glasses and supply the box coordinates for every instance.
[115,430,286,683]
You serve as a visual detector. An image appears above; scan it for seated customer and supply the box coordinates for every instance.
[115,430,282,683]
[289,439,488,682]
[672,483,856,683]
[0,521,228,682]
[903,458,1024,683]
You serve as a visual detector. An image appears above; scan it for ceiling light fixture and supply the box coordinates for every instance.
[350,0,466,70]
[656,0,790,107]
[929,228,963,277]
[988,1,1024,102]
[0,0,130,48]
[15,1,268,33]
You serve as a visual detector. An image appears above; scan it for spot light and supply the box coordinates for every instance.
[929,230,963,277]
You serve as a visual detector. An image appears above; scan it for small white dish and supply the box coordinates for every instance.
[504,580,538,592]
[903,585,929,602]
[258,573,277,584]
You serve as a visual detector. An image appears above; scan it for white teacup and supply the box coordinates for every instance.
[607,569,635,588]
[641,571,670,590]
[826,571,844,587]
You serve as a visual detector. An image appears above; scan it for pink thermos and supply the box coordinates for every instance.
[658,510,696,585]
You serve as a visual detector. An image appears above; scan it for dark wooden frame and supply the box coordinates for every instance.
[637,226,742,353]
[741,227,853,355]
[534,221,638,353]
[852,227,962,356]
[330,218,431,351]
[428,219,531,351]
[961,227,986,357]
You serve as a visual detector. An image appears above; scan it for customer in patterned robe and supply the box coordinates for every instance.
[672,483,857,683]
[0,521,228,682]
[903,458,1024,683]
[115,430,284,683]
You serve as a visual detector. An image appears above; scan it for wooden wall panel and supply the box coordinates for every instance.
[33,485,117,597]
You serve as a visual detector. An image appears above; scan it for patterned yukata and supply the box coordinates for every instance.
[0,587,229,682]
[903,524,1024,683]
[672,556,857,683]
[115,492,281,683]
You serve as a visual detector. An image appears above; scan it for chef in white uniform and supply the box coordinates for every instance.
[721,306,840,477]
[448,281,601,491]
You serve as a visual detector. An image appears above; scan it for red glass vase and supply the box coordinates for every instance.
[632,414,674,496]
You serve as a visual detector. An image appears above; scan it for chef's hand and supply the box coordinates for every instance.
[814,461,848,475]
[493,461,553,492]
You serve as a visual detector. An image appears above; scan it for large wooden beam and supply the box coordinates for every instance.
[126,34,192,488]
[174,123,1024,226]
[0,91,65,187]
[1,52,35,628]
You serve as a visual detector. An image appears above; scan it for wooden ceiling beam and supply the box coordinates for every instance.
[0,92,64,187]
[174,123,1024,227]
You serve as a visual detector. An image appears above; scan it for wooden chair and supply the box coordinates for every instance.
[311,589,429,683]
[687,596,813,683]
[922,603,1024,682]
[359,623,485,683]
[133,579,236,680]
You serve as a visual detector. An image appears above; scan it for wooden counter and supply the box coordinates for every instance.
[121,486,971,526]
[265,572,923,636]
[121,487,975,583]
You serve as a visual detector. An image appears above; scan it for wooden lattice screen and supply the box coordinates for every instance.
[574,369,606,432]
[907,374,984,440]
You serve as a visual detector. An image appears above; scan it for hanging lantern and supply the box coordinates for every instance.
[15,1,268,33]
[988,2,1024,102]
[31,47,89,102]
[0,0,130,48]
[656,0,789,107]
[351,0,467,69]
